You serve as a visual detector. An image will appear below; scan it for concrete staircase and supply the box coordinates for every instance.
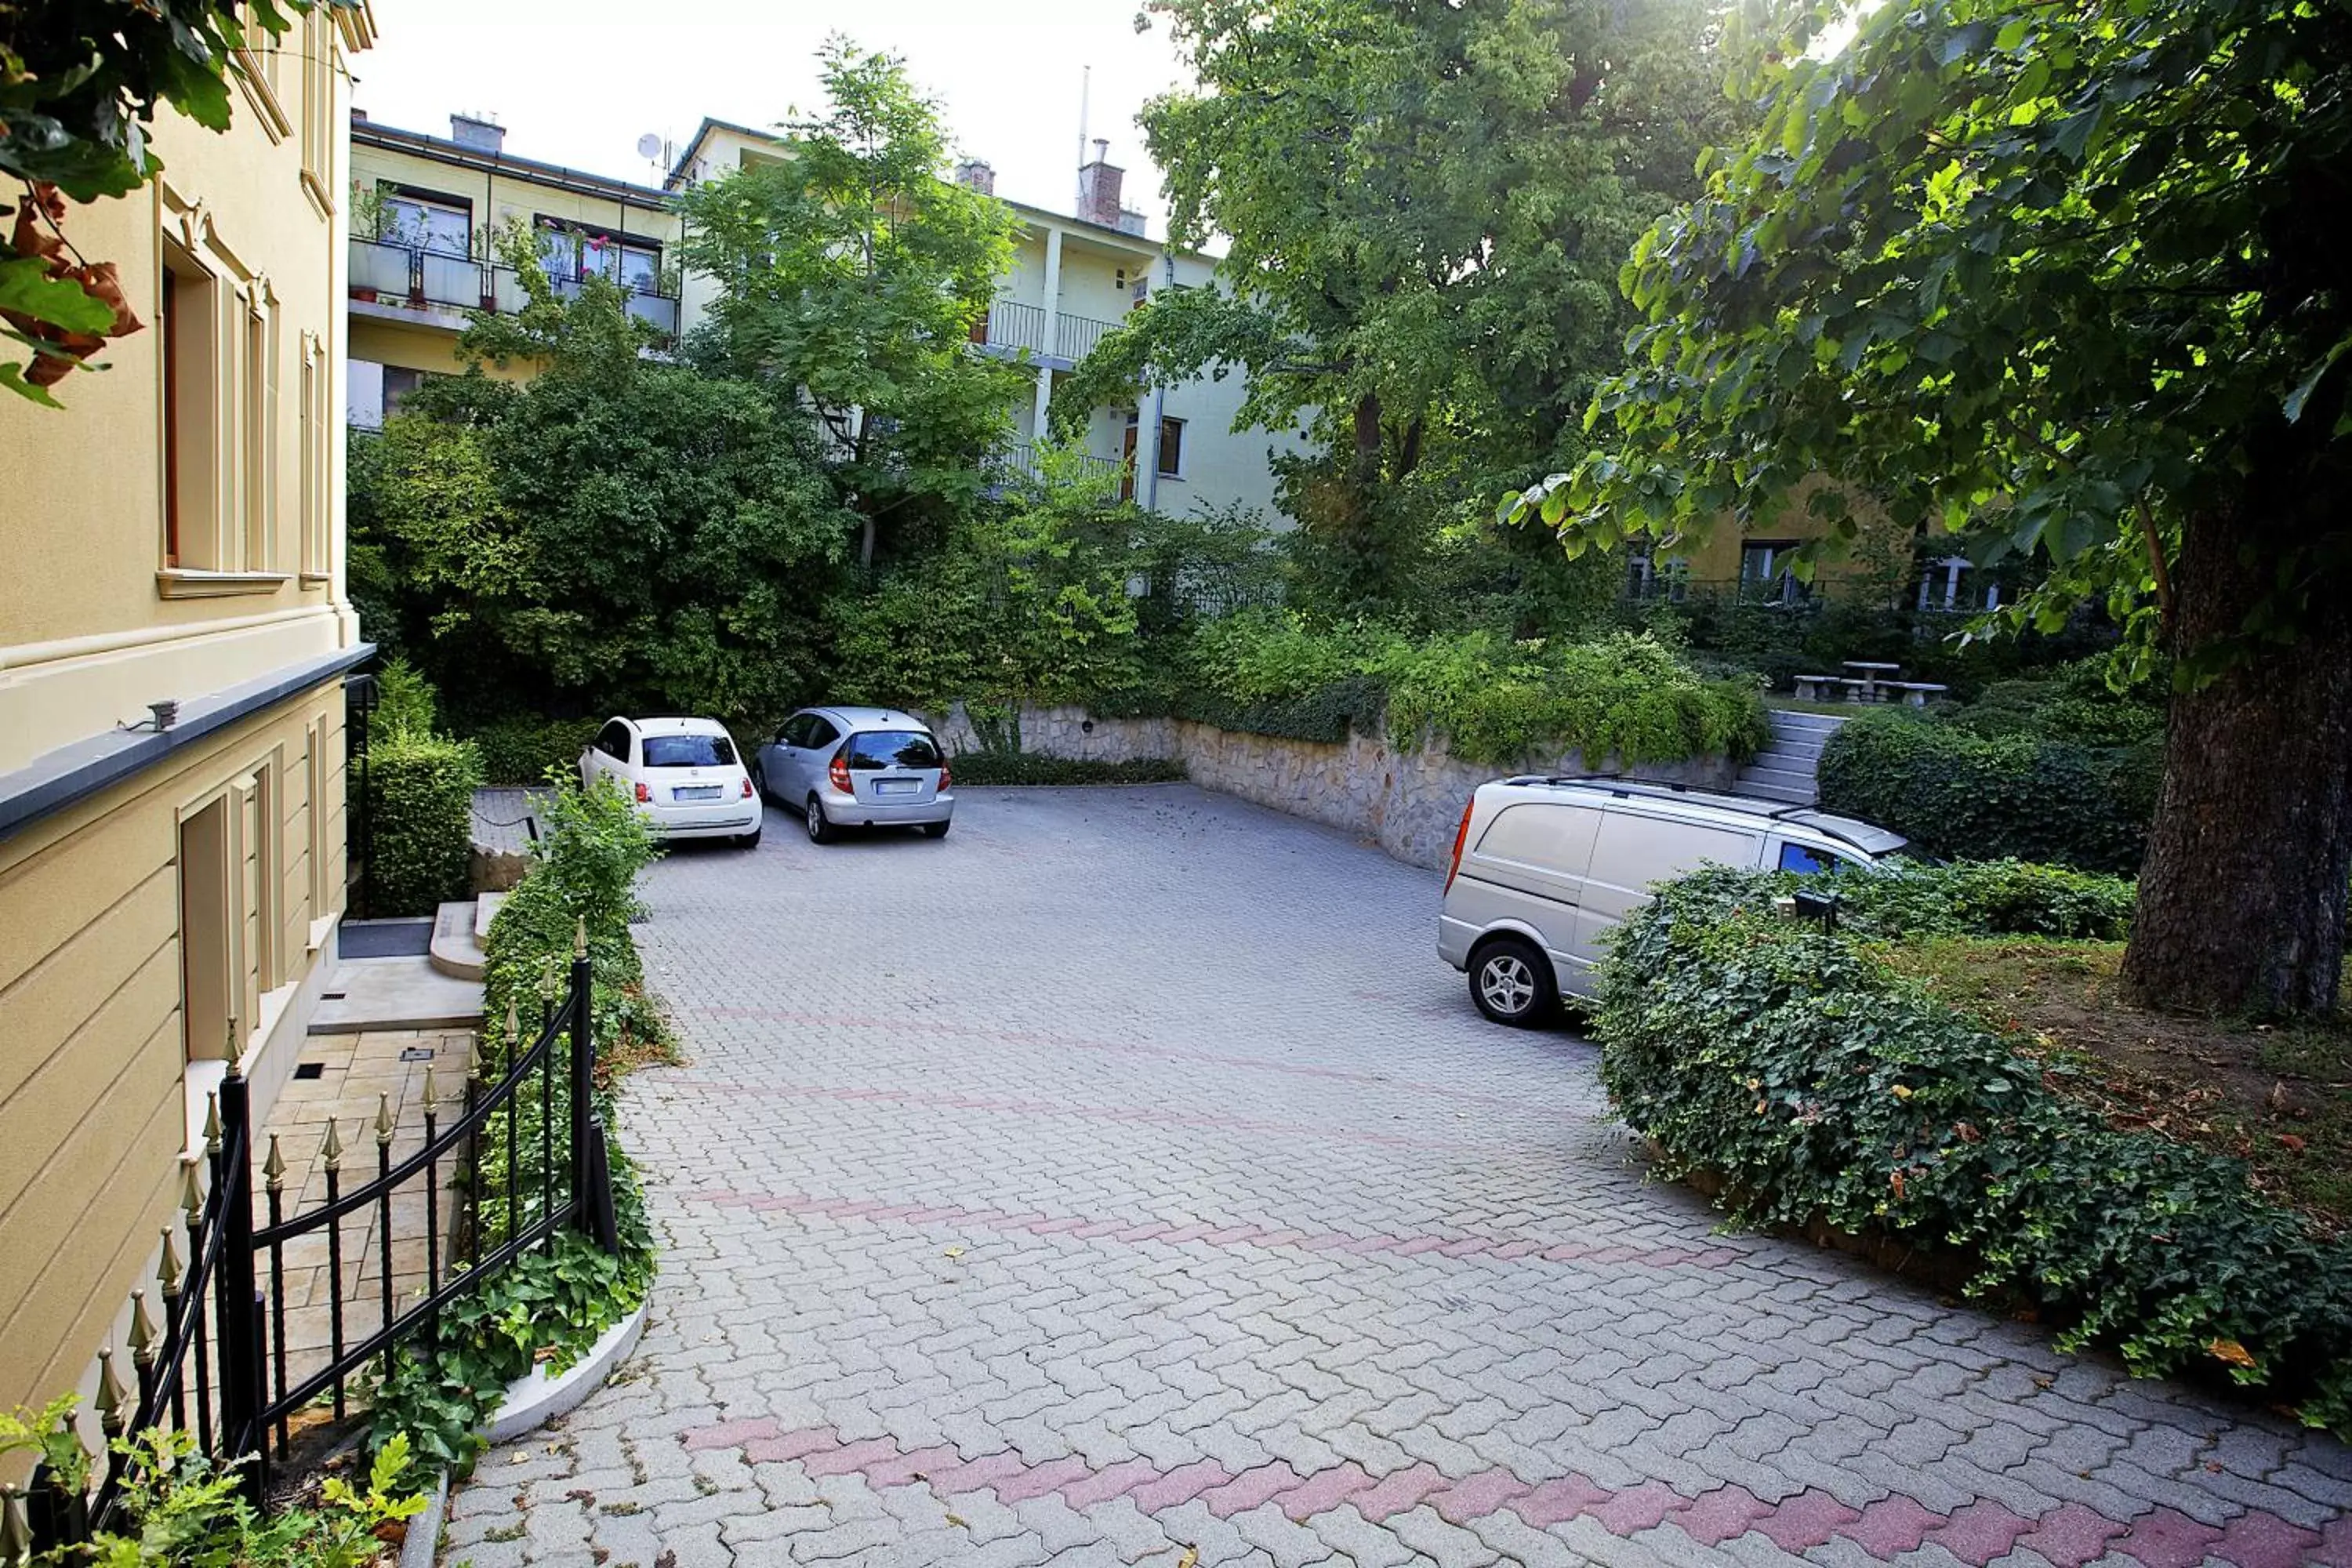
[1733,709,1849,805]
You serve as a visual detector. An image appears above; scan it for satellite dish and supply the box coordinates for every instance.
[636,132,663,162]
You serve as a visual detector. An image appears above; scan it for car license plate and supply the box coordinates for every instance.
[674,786,722,801]
[875,779,918,796]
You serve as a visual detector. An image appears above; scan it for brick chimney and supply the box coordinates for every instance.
[953,158,996,196]
[450,113,506,154]
[1077,138,1123,227]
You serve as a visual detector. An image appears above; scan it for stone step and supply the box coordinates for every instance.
[430,900,486,982]
[1731,777,1817,805]
[1754,740,1826,767]
[310,957,485,1033]
[1736,762,1817,793]
[1768,710,1852,736]
[474,890,506,941]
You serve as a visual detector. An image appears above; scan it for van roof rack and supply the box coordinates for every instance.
[1501,775,1892,858]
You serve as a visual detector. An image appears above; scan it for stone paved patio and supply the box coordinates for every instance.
[441,784,2352,1566]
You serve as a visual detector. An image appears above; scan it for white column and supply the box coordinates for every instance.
[1034,227,1063,437]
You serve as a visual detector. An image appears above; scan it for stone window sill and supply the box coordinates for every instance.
[158,568,293,600]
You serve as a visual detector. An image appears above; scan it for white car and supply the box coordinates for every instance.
[579,716,763,848]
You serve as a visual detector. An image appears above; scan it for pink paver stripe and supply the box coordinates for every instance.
[993,1454,1096,1503]
[679,1416,778,1452]
[1278,1462,1378,1522]
[738,1427,840,1465]
[1125,1459,1236,1513]
[686,1189,1743,1273]
[1348,1462,1450,1523]
[1753,1488,1863,1552]
[1200,1462,1308,1519]
[1429,1468,1532,1524]
[673,1417,2320,1566]
[798,1436,903,1477]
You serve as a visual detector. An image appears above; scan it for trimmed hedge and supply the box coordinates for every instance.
[465,715,603,786]
[1835,858,2137,941]
[1599,866,2352,1434]
[1817,708,2158,874]
[1171,675,1388,746]
[366,731,481,915]
[947,753,1186,786]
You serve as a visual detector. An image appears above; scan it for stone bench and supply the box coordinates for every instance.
[1888,681,1950,707]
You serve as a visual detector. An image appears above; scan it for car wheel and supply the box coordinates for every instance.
[1469,936,1557,1027]
[750,760,768,804]
[805,795,837,844]
[738,824,763,850]
[920,821,950,840]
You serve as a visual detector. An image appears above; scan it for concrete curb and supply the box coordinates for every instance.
[396,1468,448,1568]
[481,1301,648,1445]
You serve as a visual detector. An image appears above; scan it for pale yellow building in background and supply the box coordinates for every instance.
[0,4,376,1425]
[345,112,682,425]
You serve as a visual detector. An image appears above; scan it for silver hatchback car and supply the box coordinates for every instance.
[753,707,955,843]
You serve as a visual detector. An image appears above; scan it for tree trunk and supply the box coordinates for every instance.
[2120,499,2352,1017]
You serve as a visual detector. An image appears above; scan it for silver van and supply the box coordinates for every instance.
[1437,777,1909,1025]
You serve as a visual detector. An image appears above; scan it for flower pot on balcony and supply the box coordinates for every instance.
[353,288,379,303]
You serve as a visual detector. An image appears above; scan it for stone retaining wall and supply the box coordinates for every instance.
[926,703,1739,870]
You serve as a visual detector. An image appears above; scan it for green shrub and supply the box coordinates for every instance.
[1172,675,1388,746]
[465,715,603,786]
[1836,859,2138,941]
[1817,708,2158,874]
[1599,866,2352,1435]
[947,753,1186,786]
[368,655,439,745]
[369,772,662,1481]
[366,731,482,916]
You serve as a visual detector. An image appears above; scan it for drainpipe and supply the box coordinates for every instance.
[1141,253,1176,514]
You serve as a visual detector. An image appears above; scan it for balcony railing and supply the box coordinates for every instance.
[970,299,1120,365]
[350,238,680,337]
[993,441,1126,491]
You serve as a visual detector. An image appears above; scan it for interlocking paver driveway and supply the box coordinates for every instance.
[444,785,2352,1566]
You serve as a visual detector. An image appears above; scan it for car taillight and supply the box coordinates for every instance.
[1444,799,1475,893]
[938,759,951,790]
[633,781,651,804]
[741,778,753,798]
[828,753,852,794]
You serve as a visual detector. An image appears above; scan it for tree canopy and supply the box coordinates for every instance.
[677,40,1029,568]
[1507,0,2352,1014]
[1055,0,1739,614]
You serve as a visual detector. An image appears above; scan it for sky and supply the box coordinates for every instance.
[350,0,1190,231]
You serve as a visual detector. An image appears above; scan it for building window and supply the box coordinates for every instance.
[242,290,278,571]
[299,334,329,574]
[345,361,430,430]
[382,188,472,256]
[299,12,336,202]
[162,247,220,568]
[1624,546,1690,602]
[536,218,662,294]
[1917,555,1999,612]
[1739,539,1809,604]
[1155,416,1184,477]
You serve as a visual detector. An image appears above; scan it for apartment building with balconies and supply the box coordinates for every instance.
[345,113,683,426]
[670,121,1306,522]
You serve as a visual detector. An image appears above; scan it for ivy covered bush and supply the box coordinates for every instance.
[946,753,1187,786]
[1817,707,2158,874]
[1599,866,2352,1433]
[368,775,665,1479]
[463,716,602,787]
[365,731,481,916]
[1834,859,2137,942]
[1181,614,1768,768]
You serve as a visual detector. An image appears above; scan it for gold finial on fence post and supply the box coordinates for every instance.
[203,1091,222,1158]
[574,916,588,960]
[321,1117,343,1174]
[264,1134,287,1195]
[129,1290,158,1374]
[157,1226,182,1299]
[180,1163,204,1225]
[423,1065,438,1108]
[539,954,557,1003]
[504,998,520,1048]
[96,1348,129,1441]
[376,1092,395,1148]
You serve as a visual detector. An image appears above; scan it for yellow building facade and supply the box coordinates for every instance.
[0,5,376,1427]
[346,114,681,424]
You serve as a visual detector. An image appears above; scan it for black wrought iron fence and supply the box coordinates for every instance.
[2,935,615,1550]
